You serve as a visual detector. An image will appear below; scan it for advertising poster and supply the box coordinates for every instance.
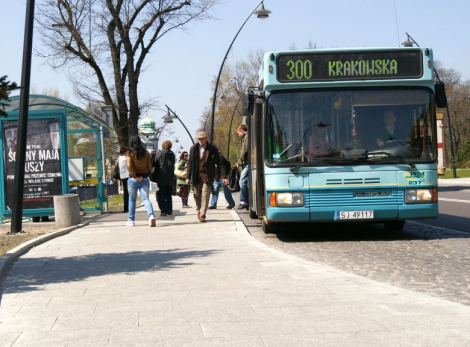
[3,118,62,210]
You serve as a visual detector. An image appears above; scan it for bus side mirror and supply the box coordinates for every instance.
[243,92,255,117]
[435,82,447,108]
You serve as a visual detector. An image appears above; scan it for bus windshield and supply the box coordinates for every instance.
[266,88,436,166]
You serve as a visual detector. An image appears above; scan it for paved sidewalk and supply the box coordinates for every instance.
[1,193,470,346]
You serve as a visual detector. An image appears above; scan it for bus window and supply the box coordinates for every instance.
[266,88,436,165]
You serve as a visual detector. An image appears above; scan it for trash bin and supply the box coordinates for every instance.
[53,194,80,227]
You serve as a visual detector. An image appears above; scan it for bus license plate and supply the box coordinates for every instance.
[337,211,374,220]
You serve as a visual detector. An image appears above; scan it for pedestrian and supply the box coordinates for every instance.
[153,140,176,217]
[187,131,228,223]
[176,151,191,208]
[236,124,249,210]
[118,146,129,213]
[126,135,156,227]
[209,152,235,209]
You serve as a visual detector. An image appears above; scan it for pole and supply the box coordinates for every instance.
[100,126,108,212]
[165,105,195,144]
[210,1,264,144]
[10,0,36,234]
[444,106,457,178]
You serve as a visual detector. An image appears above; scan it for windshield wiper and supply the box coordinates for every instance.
[289,156,368,173]
[279,144,292,158]
[367,151,416,168]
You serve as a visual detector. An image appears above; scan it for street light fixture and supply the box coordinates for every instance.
[163,105,195,144]
[209,0,271,144]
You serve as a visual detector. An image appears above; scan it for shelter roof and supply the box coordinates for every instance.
[4,95,110,130]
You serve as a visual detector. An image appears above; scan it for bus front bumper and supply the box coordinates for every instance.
[266,203,438,223]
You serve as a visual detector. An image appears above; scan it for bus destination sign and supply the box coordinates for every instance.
[277,50,423,83]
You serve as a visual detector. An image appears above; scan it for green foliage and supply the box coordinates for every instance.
[456,140,470,167]
[442,168,470,179]
[0,75,19,117]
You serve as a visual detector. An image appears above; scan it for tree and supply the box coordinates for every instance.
[0,75,18,117]
[200,49,262,164]
[435,61,470,167]
[36,0,218,147]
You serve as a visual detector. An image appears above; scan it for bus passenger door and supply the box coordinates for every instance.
[248,101,264,218]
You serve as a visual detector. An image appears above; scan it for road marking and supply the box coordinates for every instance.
[439,198,470,204]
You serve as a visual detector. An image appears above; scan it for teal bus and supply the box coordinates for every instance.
[245,47,444,233]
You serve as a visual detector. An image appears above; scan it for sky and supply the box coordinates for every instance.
[1,0,470,154]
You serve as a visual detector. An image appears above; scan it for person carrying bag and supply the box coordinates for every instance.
[152,140,176,217]
[175,151,191,208]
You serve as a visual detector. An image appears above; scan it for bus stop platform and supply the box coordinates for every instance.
[1,193,469,346]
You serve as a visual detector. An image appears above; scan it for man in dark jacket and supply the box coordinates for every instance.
[186,131,227,223]
[153,140,176,216]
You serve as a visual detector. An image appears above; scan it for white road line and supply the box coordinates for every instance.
[439,198,470,204]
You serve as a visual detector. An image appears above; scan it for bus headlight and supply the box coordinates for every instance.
[271,192,304,207]
[405,188,436,203]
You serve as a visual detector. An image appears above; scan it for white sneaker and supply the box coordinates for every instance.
[149,216,156,227]
[126,220,135,227]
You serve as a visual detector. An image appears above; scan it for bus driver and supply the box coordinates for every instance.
[376,109,408,147]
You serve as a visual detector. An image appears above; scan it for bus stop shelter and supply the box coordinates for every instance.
[1,95,111,223]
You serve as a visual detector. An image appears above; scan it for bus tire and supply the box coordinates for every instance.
[383,220,405,232]
[262,219,278,234]
[249,208,258,219]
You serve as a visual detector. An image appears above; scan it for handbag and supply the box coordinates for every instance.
[149,165,159,183]
[174,167,188,179]
[177,184,189,199]
[112,163,120,180]
[149,181,159,193]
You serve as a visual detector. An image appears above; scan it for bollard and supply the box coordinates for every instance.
[53,194,80,227]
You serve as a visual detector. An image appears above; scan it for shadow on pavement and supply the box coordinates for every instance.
[0,248,220,299]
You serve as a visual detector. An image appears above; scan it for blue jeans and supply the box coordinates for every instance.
[210,180,235,207]
[156,185,173,214]
[239,165,249,205]
[127,177,155,221]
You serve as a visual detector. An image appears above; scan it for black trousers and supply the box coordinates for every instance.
[156,185,173,214]
[121,178,129,212]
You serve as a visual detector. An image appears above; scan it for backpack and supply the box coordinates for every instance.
[112,163,120,180]
[149,164,159,183]
[228,167,240,192]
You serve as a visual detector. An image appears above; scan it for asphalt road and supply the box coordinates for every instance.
[419,185,470,232]
[232,190,470,307]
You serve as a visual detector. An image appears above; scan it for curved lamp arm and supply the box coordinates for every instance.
[209,0,268,144]
[165,105,195,144]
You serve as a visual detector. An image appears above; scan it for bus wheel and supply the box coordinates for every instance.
[262,219,278,234]
[383,221,405,232]
[249,208,258,219]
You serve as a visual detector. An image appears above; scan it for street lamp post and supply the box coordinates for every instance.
[209,0,271,144]
[11,0,36,234]
[163,105,195,145]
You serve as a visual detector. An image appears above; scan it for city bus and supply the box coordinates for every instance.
[245,47,445,233]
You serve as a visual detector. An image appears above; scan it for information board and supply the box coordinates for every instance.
[3,118,62,210]
[277,49,423,82]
